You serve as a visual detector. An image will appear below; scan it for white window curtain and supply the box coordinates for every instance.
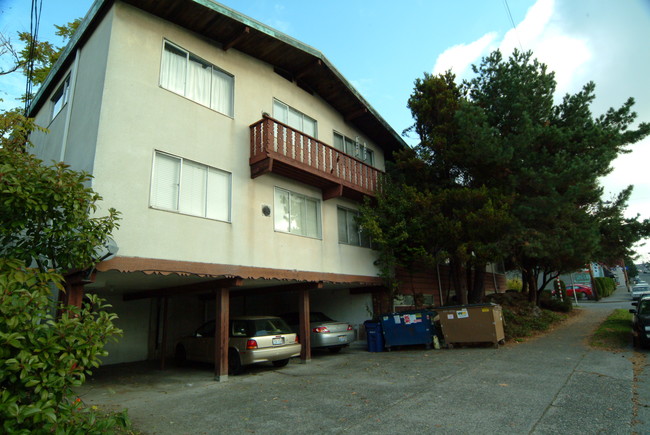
[273,100,317,137]
[161,41,233,116]
[151,153,181,210]
[161,43,186,95]
[186,55,211,107]
[211,68,233,116]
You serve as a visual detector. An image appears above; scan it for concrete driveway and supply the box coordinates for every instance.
[78,286,649,434]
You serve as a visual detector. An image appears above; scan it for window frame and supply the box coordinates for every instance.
[273,187,322,239]
[333,131,374,166]
[160,40,235,117]
[150,150,232,222]
[337,206,371,248]
[51,75,71,121]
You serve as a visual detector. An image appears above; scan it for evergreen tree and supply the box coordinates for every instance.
[463,50,650,302]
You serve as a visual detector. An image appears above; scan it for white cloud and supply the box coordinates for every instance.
[431,0,592,95]
[432,32,497,78]
[499,0,592,95]
[499,0,554,55]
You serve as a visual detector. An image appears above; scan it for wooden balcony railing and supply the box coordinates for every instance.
[249,115,381,201]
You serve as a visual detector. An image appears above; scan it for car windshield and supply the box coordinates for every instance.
[280,312,334,324]
[250,318,293,337]
[195,318,293,337]
[639,301,650,315]
[310,312,334,322]
[633,286,649,292]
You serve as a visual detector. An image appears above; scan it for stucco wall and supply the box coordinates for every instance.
[87,3,382,278]
[31,8,114,174]
[101,293,151,364]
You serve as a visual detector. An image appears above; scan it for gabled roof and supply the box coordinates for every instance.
[28,0,406,155]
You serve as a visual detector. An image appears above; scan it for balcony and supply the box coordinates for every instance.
[249,115,381,201]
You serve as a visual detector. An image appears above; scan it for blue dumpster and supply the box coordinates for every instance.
[380,310,436,351]
[363,320,385,352]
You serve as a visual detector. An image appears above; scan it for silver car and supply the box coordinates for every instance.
[632,285,650,301]
[280,312,355,353]
[175,316,301,374]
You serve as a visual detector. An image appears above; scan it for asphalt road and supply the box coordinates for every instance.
[79,285,648,434]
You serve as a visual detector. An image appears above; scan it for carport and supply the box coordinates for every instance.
[80,256,386,381]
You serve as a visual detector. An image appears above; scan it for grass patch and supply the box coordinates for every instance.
[589,309,632,350]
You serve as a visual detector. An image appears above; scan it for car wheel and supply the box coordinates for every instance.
[228,349,243,375]
[272,358,289,368]
[174,345,186,367]
[328,347,343,354]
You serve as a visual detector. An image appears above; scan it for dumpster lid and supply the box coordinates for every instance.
[433,303,500,311]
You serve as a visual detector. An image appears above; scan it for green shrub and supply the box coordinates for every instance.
[540,297,573,312]
[594,277,616,298]
[0,258,130,434]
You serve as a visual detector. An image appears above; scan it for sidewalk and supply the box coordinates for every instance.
[79,286,646,434]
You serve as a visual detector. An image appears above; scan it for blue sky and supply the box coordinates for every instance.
[1,0,650,259]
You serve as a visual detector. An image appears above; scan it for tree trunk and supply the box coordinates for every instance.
[521,269,529,295]
[527,269,538,305]
[449,257,468,304]
[468,261,486,303]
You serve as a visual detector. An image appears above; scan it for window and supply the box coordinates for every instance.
[150,151,231,221]
[274,188,321,238]
[51,75,70,120]
[333,132,374,166]
[273,99,317,137]
[337,207,371,247]
[160,41,234,116]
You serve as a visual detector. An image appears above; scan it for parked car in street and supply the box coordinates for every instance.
[631,284,650,301]
[279,312,355,353]
[175,316,300,374]
[630,296,650,348]
[564,284,594,299]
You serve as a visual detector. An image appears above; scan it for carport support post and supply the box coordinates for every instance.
[160,296,169,370]
[214,287,230,382]
[299,289,311,363]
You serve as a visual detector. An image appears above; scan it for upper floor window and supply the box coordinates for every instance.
[160,41,234,117]
[274,187,321,239]
[333,132,374,166]
[150,151,231,222]
[337,207,371,247]
[273,99,317,138]
[51,75,70,120]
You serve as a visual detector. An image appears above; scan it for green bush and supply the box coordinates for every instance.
[0,258,130,434]
[540,298,573,312]
[594,277,616,298]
